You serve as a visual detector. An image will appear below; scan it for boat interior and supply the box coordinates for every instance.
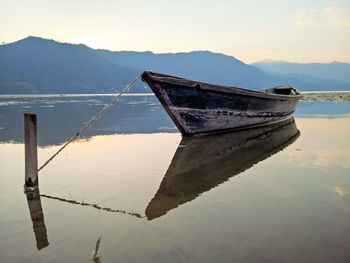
[265,85,299,95]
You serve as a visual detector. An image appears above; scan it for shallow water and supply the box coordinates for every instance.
[0,95,350,262]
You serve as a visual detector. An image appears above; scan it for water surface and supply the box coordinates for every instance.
[0,95,349,262]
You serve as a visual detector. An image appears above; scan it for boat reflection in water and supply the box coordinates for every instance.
[146,118,300,220]
[25,191,49,250]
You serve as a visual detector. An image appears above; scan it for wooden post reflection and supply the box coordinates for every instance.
[25,190,49,250]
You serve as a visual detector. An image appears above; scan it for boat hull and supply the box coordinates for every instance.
[142,71,301,136]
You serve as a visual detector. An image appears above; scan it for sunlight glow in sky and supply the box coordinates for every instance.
[1,0,350,63]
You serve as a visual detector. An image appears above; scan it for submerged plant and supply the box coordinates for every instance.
[92,236,102,262]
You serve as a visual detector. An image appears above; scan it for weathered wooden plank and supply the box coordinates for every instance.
[24,113,38,190]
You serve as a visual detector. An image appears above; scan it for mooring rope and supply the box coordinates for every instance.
[38,73,143,172]
[40,194,145,218]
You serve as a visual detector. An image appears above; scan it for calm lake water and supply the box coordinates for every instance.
[0,95,350,262]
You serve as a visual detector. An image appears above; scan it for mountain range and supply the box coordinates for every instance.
[0,36,349,94]
[252,59,350,84]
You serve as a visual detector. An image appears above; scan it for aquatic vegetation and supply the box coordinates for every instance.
[92,236,102,262]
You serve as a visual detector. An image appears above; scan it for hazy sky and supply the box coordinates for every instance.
[1,0,350,63]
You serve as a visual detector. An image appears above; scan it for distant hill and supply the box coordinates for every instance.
[97,50,275,90]
[96,50,350,91]
[0,36,142,94]
[0,36,349,94]
[252,59,350,84]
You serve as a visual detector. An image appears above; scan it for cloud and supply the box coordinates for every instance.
[287,150,350,169]
[258,47,278,53]
[257,48,289,55]
[333,186,349,196]
[296,6,350,27]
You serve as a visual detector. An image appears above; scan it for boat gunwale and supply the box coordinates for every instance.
[142,71,302,101]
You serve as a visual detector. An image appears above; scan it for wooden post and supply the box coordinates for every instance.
[24,113,38,191]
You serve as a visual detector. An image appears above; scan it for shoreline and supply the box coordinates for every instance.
[1,91,350,102]
[300,91,350,102]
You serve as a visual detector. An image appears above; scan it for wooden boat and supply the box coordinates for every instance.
[145,118,300,220]
[141,71,302,136]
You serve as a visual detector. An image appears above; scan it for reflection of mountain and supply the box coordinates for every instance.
[0,95,174,146]
[146,118,300,220]
[295,101,350,118]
